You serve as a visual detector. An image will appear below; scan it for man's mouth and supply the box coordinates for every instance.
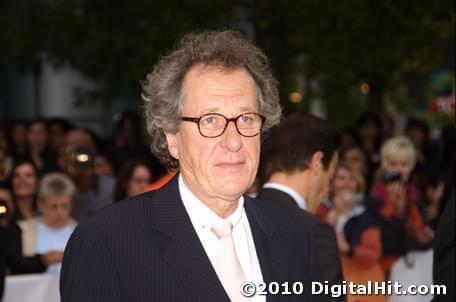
[215,161,245,168]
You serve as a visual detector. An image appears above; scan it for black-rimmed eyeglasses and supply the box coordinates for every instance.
[181,112,266,138]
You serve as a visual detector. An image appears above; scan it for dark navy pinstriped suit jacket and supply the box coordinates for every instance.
[60,175,324,302]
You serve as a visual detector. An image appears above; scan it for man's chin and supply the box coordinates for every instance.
[214,181,249,198]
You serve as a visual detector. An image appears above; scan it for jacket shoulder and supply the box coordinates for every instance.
[247,196,314,235]
[75,190,158,235]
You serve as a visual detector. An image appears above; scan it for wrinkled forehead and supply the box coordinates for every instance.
[180,64,258,110]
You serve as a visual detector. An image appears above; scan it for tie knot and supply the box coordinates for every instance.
[211,220,233,239]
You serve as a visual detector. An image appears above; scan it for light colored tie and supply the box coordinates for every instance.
[211,220,248,301]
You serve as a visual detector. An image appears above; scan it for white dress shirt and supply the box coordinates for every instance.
[179,175,265,301]
[262,182,307,210]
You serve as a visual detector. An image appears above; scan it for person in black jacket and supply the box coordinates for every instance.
[432,171,455,302]
[61,30,325,302]
[1,207,46,299]
[0,222,8,299]
[257,112,346,301]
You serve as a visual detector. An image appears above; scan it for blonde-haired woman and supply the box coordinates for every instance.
[370,136,433,273]
[18,173,77,273]
[319,163,386,302]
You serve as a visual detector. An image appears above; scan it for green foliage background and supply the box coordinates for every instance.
[1,0,454,126]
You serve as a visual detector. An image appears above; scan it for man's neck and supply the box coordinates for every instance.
[268,171,318,213]
[180,174,240,219]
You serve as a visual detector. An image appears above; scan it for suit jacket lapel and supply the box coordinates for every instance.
[244,196,290,302]
[153,176,229,302]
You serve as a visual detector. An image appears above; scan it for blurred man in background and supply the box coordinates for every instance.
[58,128,115,222]
[257,112,344,301]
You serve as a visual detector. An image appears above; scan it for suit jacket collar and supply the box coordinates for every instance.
[153,175,229,301]
[153,175,289,302]
[244,196,290,297]
[257,187,301,210]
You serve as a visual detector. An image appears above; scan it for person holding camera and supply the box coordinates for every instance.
[58,129,116,222]
[319,163,385,302]
[369,136,433,273]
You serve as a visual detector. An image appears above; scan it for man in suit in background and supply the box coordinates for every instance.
[257,113,345,301]
[61,30,325,301]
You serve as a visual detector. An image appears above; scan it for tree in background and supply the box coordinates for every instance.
[1,0,234,104]
[1,0,454,126]
[248,0,454,125]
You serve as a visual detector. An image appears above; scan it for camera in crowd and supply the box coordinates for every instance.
[383,171,402,183]
[71,147,95,170]
[0,200,8,220]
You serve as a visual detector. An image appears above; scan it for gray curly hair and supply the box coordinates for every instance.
[142,30,281,170]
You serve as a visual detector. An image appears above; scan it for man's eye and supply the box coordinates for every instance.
[201,115,220,126]
[240,115,254,123]
[202,116,215,124]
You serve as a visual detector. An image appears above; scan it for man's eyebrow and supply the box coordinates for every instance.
[199,106,257,114]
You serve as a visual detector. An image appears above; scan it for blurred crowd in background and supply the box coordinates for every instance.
[0,109,454,300]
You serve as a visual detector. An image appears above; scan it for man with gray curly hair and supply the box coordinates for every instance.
[61,30,323,302]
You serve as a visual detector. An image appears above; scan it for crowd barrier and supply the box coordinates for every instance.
[3,273,60,302]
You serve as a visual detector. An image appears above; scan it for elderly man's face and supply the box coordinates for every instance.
[166,66,260,204]
[38,194,72,228]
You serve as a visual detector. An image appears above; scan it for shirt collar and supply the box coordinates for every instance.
[262,182,307,210]
[179,174,245,231]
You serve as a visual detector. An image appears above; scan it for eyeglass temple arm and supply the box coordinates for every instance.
[181,117,200,123]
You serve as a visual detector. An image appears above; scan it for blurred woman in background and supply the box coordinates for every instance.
[47,118,73,154]
[94,151,117,178]
[114,160,153,201]
[11,160,39,221]
[319,163,385,302]
[10,121,28,160]
[26,118,57,175]
[369,136,433,273]
[0,129,14,184]
[340,145,373,193]
[355,112,383,171]
[322,162,365,232]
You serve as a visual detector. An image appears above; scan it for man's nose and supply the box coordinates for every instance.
[57,207,66,216]
[221,121,242,152]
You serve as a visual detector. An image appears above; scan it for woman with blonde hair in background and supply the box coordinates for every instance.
[319,162,385,302]
[369,136,433,273]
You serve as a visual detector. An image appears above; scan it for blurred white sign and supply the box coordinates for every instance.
[3,273,60,302]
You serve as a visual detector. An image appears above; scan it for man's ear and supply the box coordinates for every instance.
[309,151,324,175]
[165,132,179,160]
